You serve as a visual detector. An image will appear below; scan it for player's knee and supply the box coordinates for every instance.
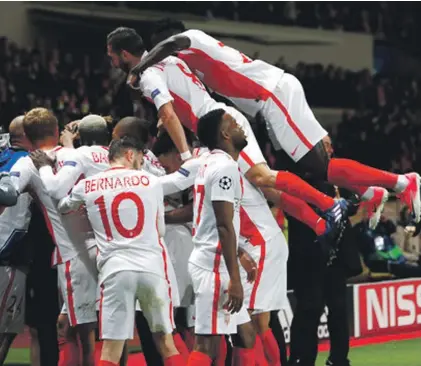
[251,312,270,335]
[298,140,329,180]
[193,335,219,358]
[234,321,256,349]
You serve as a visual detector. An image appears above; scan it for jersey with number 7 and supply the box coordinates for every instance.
[58,166,167,283]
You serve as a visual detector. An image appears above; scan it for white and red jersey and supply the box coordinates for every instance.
[143,150,166,177]
[189,150,243,273]
[10,147,95,264]
[39,145,110,201]
[176,29,284,117]
[239,178,282,247]
[58,167,166,283]
[140,54,225,132]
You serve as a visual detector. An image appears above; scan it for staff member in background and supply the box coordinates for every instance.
[277,136,362,366]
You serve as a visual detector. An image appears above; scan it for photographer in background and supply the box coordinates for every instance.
[279,136,361,366]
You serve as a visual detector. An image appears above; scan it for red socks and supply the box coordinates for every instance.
[164,354,186,366]
[232,347,256,366]
[328,158,399,189]
[279,192,326,235]
[98,361,118,366]
[187,351,212,365]
[214,336,227,366]
[275,171,334,211]
[261,329,281,366]
[58,336,79,366]
[173,332,190,361]
[254,336,269,366]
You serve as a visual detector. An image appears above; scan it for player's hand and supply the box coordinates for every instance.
[65,120,80,133]
[225,280,243,314]
[239,249,257,283]
[30,150,55,170]
[60,129,78,148]
[127,64,142,89]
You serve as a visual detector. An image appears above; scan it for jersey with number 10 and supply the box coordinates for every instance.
[66,167,166,281]
[189,150,242,273]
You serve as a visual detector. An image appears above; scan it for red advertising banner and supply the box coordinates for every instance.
[353,278,421,338]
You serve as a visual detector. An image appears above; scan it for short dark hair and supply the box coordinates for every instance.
[107,27,144,56]
[113,117,150,145]
[152,126,195,157]
[151,18,186,47]
[197,109,225,150]
[108,137,145,162]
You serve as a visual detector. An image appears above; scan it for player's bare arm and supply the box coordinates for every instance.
[213,200,243,314]
[128,35,191,84]
[158,102,191,160]
[164,202,193,224]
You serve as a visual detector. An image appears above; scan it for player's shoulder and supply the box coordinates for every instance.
[183,29,209,40]
[205,152,237,175]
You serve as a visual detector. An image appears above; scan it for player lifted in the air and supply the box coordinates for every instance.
[128,18,421,228]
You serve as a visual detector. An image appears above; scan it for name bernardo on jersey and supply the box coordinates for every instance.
[83,174,151,194]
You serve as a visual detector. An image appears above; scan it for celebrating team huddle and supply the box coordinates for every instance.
[0,18,419,366]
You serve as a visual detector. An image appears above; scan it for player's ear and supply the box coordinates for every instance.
[125,148,134,162]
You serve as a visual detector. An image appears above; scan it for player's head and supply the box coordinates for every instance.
[107,27,145,73]
[322,135,334,159]
[78,114,110,147]
[197,109,247,154]
[8,115,32,151]
[112,116,150,147]
[150,18,186,48]
[108,136,145,170]
[23,108,59,147]
[152,127,195,173]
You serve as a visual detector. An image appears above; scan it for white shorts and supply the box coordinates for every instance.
[99,270,174,340]
[57,247,98,326]
[0,266,25,334]
[262,73,328,162]
[165,225,194,308]
[188,263,250,335]
[241,233,289,313]
[223,106,267,175]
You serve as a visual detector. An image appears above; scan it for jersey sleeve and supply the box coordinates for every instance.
[159,158,200,195]
[57,180,85,214]
[0,174,19,206]
[155,180,166,237]
[181,29,210,51]
[39,150,84,200]
[140,67,173,110]
[209,162,238,203]
[9,157,33,194]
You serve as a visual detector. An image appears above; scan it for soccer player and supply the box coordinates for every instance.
[58,137,184,366]
[184,108,255,366]
[0,117,33,364]
[106,27,350,238]
[9,108,98,366]
[129,19,420,225]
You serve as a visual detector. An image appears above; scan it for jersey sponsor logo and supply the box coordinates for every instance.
[63,161,77,167]
[178,167,190,177]
[291,145,299,157]
[219,176,232,190]
[151,88,161,100]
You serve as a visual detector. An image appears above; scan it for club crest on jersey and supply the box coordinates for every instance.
[219,176,232,190]
[178,167,190,177]
[151,89,161,99]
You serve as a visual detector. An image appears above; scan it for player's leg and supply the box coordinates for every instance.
[99,271,136,365]
[263,73,421,222]
[0,266,26,364]
[135,310,164,366]
[57,250,98,366]
[57,308,80,366]
[187,263,241,365]
[136,272,184,365]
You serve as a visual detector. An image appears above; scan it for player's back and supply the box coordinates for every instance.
[76,145,110,177]
[177,29,284,116]
[141,55,224,132]
[190,151,242,272]
[10,148,91,263]
[81,167,166,280]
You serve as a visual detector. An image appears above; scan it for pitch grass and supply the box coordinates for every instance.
[5,338,421,365]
